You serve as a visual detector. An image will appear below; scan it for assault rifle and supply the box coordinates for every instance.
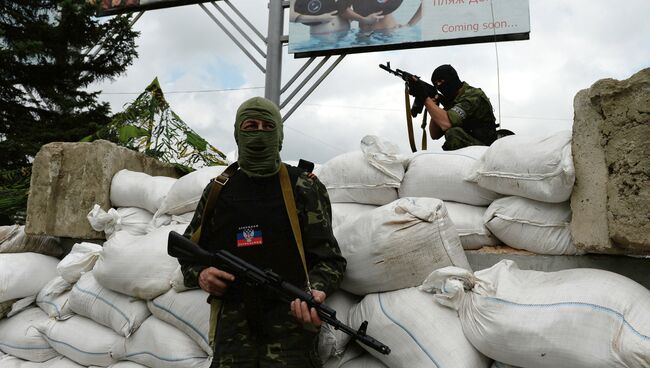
[167,231,391,355]
[379,62,438,117]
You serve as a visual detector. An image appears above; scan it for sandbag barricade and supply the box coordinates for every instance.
[0,225,64,257]
[69,272,151,337]
[0,253,59,303]
[318,290,361,362]
[331,203,378,230]
[35,315,125,366]
[348,287,491,368]
[318,136,406,206]
[334,197,470,295]
[484,196,580,255]
[155,165,227,216]
[118,316,210,368]
[421,260,650,368]
[110,169,177,214]
[148,288,212,354]
[36,277,73,321]
[399,146,501,206]
[56,242,103,284]
[445,201,499,250]
[92,224,187,300]
[467,130,575,203]
[87,205,154,238]
[0,307,58,362]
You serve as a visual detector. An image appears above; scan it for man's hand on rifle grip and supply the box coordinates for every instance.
[199,267,235,296]
[291,290,326,328]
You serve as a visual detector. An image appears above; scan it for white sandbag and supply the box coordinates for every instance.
[7,295,36,318]
[348,287,490,368]
[170,264,192,292]
[156,165,227,216]
[148,288,211,354]
[324,344,378,368]
[1,299,15,319]
[484,196,580,255]
[69,272,150,337]
[118,316,210,368]
[334,197,470,295]
[339,353,388,368]
[492,363,521,368]
[331,203,377,230]
[110,169,177,213]
[399,146,501,206]
[0,307,58,362]
[36,277,73,320]
[318,136,405,205]
[35,315,124,367]
[57,242,103,283]
[467,131,575,203]
[0,354,86,368]
[93,224,187,300]
[421,260,650,368]
[0,253,59,303]
[318,290,362,362]
[0,225,64,257]
[445,201,499,250]
[87,205,154,238]
[108,362,149,367]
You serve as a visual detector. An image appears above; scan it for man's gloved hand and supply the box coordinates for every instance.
[407,76,426,98]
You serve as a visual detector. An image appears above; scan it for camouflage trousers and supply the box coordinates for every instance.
[442,127,488,151]
[210,296,322,368]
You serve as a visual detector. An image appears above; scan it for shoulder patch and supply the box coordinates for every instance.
[450,105,467,120]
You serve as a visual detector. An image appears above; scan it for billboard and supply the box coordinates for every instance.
[94,0,211,16]
[288,0,530,57]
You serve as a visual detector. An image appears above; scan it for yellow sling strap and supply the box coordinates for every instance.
[279,164,312,291]
[404,86,429,152]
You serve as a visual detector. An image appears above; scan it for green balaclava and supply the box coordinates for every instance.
[234,97,283,178]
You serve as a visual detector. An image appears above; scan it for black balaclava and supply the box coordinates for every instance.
[234,97,283,178]
[431,64,463,108]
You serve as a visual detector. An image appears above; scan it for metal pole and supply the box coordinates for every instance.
[265,0,284,104]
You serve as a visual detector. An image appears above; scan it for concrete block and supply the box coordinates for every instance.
[26,140,179,239]
[571,68,650,254]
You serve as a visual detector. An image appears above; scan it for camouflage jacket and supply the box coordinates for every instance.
[446,82,497,142]
[180,165,346,297]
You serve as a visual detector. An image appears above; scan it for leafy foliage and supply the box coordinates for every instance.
[86,78,227,173]
[0,0,139,224]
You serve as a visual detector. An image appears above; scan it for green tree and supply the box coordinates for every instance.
[0,0,139,224]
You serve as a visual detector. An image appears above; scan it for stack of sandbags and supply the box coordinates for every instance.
[331,203,377,230]
[334,197,470,295]
[110,169,177,214]
[0,225,64,257]
[469,131,578,254]
[318,136,407,206]
[87,204,154,238]
[398,146,501,249]
[421,260,650,368]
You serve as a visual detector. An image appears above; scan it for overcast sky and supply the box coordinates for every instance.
[92,0,650,164]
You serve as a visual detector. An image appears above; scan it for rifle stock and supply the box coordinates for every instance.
[167,231,391,355]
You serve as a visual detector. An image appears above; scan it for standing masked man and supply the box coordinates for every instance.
[415,64,498,150]
[179,97,347,367]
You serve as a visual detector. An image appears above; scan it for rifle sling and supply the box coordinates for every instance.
[404,85,417,153]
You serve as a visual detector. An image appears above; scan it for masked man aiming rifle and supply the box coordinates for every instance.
[409,64,498,151]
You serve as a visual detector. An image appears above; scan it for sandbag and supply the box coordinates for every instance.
[6,296,37,319]
[35,315,124,367]
[334,197,470,295]
[87,204,154,238]
[0,299,15,319]
[0,225,63,257]
[0,307,58,362]
[108,362,150,367]
[56,242,103,283]
[467,130,575,203]
[484,196,580,255]
[324,344,379,368]
[93,224,187,300]
[117,316,210,368]
[156,165,227,216]
[421,260,650,368]
[318,290,362,362]
[445,201,499,250]
[317,136,405,205]
[331,203,377,230]
[399,146,501,206]
[110,169,177,213]
[36,277,73,320]
[69,272,150,337]
[148,288,211,354]
[0,253,59,303]
[348,287,490,368]
[0,355,86,367]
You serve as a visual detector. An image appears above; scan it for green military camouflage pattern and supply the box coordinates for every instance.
[180,165,346,296]
[442,127,487,151]
[444,82,497,149]
[211,297,321,368]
